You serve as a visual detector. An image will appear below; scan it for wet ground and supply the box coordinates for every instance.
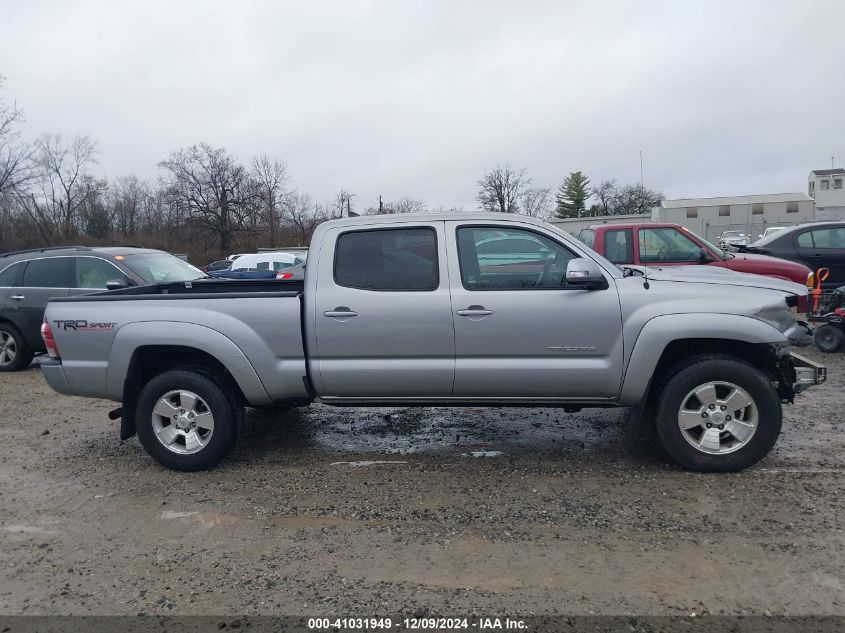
[1,348,843,616]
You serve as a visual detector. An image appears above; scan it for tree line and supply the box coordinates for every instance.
[475,165,663,219]
[1,75,662,264]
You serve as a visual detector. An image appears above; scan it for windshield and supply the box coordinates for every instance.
[691,231,729,259]
[120,252,206,283]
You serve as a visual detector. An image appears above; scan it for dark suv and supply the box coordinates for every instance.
[0,245,206,371]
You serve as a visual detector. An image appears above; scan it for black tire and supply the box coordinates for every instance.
[0,322,34,372]
[135,369,240,471]
[654,356,781,472]
[814,324,845,353]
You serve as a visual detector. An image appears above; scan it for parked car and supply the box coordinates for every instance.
[0,245,206,371]
[578,223,812,287]
[757,226,786,241]
[210,251,306,280]
[201,259,233,273]
[40,213,824,473]
[739,222,845,289]
[719,230,748,251]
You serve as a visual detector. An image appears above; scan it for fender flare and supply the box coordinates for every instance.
[105,321,272,405]
[618,313,786,406]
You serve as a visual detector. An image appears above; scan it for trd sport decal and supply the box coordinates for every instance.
[53,320,116,331]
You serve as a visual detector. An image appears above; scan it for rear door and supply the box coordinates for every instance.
[313,222,455,398]
[0,260,26,331]
[446,221,624,399]
[794,227,845,287]
[16,257,72,347]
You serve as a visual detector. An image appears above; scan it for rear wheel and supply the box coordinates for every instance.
[0,323,33,372]
[136,369,239,471]
[814,324,844,353]
[654,356,781,472]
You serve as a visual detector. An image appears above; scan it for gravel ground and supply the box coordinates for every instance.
[0,348,843,617]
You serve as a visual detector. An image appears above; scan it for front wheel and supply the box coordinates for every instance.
[135,369,239,471]
[654,357,781,472]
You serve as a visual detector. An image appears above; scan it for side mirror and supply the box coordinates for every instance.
[699,248,714,263]
[565,258,607,289]
[105,279,128,291]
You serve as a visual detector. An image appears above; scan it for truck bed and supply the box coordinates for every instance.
[43,278,310,406]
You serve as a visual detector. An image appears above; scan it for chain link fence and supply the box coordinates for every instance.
[702,220,807,245]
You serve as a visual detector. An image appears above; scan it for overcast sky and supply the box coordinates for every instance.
[1,0,843,210]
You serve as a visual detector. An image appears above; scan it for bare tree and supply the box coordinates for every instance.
[611,184,663,215]
[519,186,553,220]
[332,189,355,218]
[32,134,99,239]
[281,191,320,245]
[476,164,530,213]
[159,143,249,254]
[78,175,111,239]
[367,196,427,215]
[0,75,34,197]
[251,155,288,248]
[591,179,618,215]
[111,174,148,236]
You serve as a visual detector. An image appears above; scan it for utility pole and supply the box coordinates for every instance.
[640,150,644,188]
[379,194,383,214]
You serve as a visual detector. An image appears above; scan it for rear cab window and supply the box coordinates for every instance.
[602,229,633,264]
[334,227,439,291]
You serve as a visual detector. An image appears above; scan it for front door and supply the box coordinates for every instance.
[313,223,455,398]
[446,221,624,399]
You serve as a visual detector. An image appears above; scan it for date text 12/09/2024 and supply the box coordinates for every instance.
[307,618,528,630]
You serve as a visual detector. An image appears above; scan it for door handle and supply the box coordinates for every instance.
[324,308,358,318]
[10,295,25,301]
[457,306,493,317]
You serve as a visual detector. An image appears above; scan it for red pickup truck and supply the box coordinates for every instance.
[578,222,811,285]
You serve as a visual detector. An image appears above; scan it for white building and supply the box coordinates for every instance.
[551,192,815,242]
[659,192,815,242]
[808,168,845,220]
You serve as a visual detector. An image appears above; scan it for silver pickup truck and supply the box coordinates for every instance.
[40,213,826,472]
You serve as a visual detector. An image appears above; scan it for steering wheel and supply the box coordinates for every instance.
[536,257,554,287]
[656,246,668,261]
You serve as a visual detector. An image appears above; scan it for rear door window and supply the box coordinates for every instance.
[603,229,633,264]
[334,227,438,291]
[801,228,845,249]
[0,261,24,287]
[21,257,73,288]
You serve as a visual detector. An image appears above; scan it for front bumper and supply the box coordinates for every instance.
[790,352,827,394]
